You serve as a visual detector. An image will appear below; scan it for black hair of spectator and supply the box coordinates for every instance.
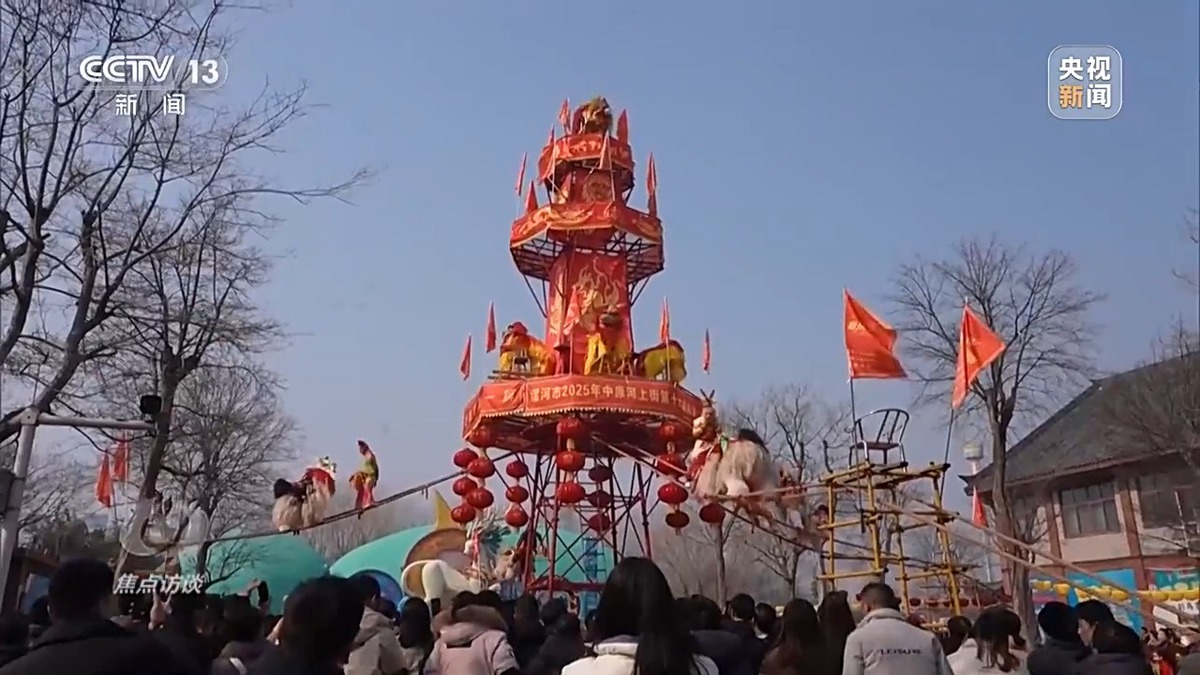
[514,593,540,624]
[47,558,114,620]
[347,574,381,605]
[549,613,582,638]
[859,582,899,611]
[754,602,777,638]
[942,615,973,655]
[1092,621,1142,656]
[690,595,723,631]
[223,599,264,643]
[398,597,434,651]
[539,597,568,627]
[727,593,755,621]
[0,616,29,647]
[1075,600,1115,627]
[451,591,477,619]
[279,576,364,663]
[1036,601,1078,642]
[592,557,698,675]
[475,589,502,610]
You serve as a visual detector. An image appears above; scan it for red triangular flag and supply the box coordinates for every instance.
[659,298,671,344]
[646,154,658,216]
[112,435,129,483]
[459,335,472,381]
[952,305,1007,409]
[485,304,498,353]
[616,111,629,142]
[558,99,571,132]
[95,454,114,508]
[702,330,711,373]
[515,153,527,196]
[525,182,538,213]
[972,488,987,527]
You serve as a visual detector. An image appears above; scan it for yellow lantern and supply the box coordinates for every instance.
[1168,590,1187,601]
[1095,586,1112,599]
[1185,588,1200,601]
[1054,583,1070,597]
[1110,589,1129,602]
[1077,588,1093,602]
[1151,590,1169,602]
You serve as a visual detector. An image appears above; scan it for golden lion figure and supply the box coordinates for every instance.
[498,322,557,375]
[633,341,686,382]
[572,96,613,135]
[584,307,632,375]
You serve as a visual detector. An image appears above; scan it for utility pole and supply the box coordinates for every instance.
[0,398,160,604]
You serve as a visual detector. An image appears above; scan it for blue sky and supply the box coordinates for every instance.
[223,1,1199,512]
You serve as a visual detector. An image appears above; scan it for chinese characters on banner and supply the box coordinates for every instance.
[113,92,187,117]
[1048,45,1123,120]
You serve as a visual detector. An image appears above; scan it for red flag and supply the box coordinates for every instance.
[952,306,1007,409]
[843,290,907,379]
[616,110,629,142]
[972,488,987,527]
[112,435,129,483]
[515,153,527,195]
[95,454,113,508]
[558,99,571,132]
[646,154,658,215]
[485,304,498,353]
[659,298,671,344]
[459,335,472,381]
[702,329,711,373]
[525,181,538,213]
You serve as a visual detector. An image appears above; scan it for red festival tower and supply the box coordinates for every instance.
[454,97,707,600]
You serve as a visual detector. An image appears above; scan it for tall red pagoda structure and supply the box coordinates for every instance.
[454,97,707,601]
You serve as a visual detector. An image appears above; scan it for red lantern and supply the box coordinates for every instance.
[659,421,687,444]
[655,453,684,476]
[467,426,497,449]
[465,487,495,510]
[451,503,477,524]
[665,511,690,529]
[698,502,724,524]
[505,460,530,479]
[453,448,477,469]
[556,417,587,441]
[467,456,496,479]
[555,450,586,473]
[587,465,613,482]
[505,485,529,503]
[587,489,613,508]
[505,505,529,528]
[657,482,688,506]
[908,597,922,608]
[452,476,475,497]
[556,481,586,504]
[586,513,612,532]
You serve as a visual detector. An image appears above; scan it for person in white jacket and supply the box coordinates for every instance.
[841,582,953,675]
[946,607,1029,675]
[562,557,717,675]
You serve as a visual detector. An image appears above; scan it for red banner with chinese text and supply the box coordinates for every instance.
[545,252,631,373]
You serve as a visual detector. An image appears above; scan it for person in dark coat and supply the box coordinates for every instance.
[246,576,365,675]
[1078,621,1154,675]
[678,597,754,675]
[721,593,766,673]
[1077,600,1116,648]
[508,593,545,669]
[0,559,193,675]
[152,591,213,674]
[526,613,587,675]
[1028,601,1091,675]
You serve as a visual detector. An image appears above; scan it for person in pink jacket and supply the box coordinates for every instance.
[424,592,519,675]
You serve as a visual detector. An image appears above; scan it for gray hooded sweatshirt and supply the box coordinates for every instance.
[841,608,953,675]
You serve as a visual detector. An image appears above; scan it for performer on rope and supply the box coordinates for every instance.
[349,440,379,510]
[271,457,337,531]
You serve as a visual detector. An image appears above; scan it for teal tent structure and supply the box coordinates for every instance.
[180,534,328,613]
[331,525,614,601]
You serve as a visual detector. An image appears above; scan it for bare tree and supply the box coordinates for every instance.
[149,358,297,583]
[905,523,987,596]
[0,0,368,443]
[1,440,89,531]
[304,492,418,561]
[889,236,1102,639]
[654,516,771,600]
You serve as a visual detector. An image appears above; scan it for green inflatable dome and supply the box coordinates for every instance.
[331,524,613,596]
[181,534,328,613]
